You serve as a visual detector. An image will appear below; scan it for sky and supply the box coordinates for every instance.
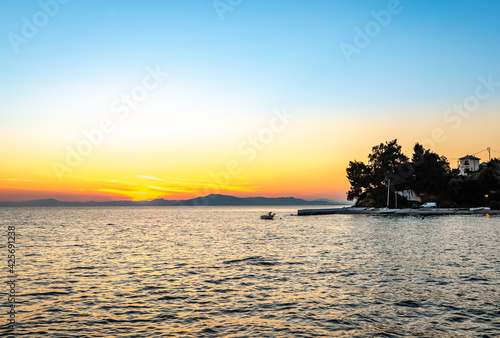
[1,0,500,202]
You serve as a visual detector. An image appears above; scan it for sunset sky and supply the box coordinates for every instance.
[1,0,500,202]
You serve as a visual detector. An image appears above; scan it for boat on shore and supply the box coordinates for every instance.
[261,212,275,220]
[470,207,491,211]
[379,207,397,214]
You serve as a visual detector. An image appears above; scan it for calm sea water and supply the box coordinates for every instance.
[1,206,499,337]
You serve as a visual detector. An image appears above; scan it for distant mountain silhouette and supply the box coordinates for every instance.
[0,194,348,207]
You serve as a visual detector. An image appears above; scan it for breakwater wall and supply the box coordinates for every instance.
[297,207,499,216]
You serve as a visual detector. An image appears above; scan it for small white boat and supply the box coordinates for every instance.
[380,208,397,214]
[470,207,491,211]
[261,212,275,220]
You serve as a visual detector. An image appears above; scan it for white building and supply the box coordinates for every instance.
[458,155,480,175]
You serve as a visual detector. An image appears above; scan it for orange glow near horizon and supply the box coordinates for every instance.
[2,110,499,203]
[2,2,500,204]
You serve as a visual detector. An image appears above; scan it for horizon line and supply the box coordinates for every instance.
[0,194,349,204]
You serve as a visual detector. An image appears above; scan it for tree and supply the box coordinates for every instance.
[346,160,372,201]
[346,141,498,207]
[445,158,500,207]
[346,139,409,205]
[368,139,409,189]
[447,177,488,206]
[410,143,451,197]
[478,158,500,190]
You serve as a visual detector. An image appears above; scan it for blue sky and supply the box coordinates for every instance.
[3,0,500,125]
[1,0,500,201]
[0,0,500,119]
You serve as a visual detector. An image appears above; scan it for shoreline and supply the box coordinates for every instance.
[297,207,500,216]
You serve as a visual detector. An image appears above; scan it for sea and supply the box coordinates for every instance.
[1,206,499,337]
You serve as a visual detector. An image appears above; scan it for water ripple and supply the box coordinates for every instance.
[0,206,499,337]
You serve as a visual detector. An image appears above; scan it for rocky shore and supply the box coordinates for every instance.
[297,207,499,216]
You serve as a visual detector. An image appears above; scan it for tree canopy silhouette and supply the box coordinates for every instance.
[343,140,500,208]
[346,139,408,204]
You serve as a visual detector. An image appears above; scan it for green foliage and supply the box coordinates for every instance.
[346,160,371,201]
[479,159,500,189]
[346,139,408,205]
[368,139,408,188]
[459,179,488,205]
[346,142,500,207]
[410,143,451,197]
[487,191,500,201]
[490,200,500,210]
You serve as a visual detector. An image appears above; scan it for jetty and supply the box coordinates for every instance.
[297,207,500,216]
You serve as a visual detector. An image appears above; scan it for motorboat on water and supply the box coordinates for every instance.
[261,212,275,220]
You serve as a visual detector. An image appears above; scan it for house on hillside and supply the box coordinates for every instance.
[458,155,481,175]
[397,189,422,202]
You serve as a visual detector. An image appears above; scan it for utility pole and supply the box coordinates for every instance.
[386,178,390,208]
[488,147,491,161]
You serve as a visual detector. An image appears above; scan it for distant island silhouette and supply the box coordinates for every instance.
[0,194,348,207]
